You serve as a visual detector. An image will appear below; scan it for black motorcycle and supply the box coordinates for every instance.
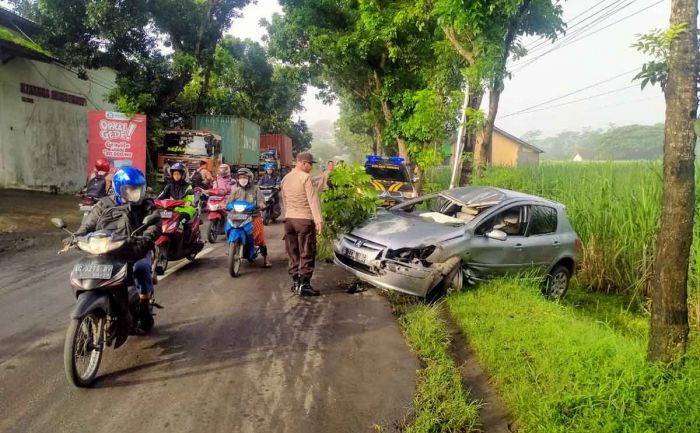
[260,185,281,225]
[52,215,160,387]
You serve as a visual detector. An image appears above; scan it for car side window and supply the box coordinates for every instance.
[476,206,528,236]
[528,205,558,235]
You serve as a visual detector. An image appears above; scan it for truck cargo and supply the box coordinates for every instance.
[260,134,293,168]
[194,115,260,169]
[156,129,222,183]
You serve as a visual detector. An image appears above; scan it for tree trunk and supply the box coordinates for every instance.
[480,86,501,172]
[195,55,214,116]
[459,87,483,186]
[647,0,698,364]
[397,137,409,163]
[373,123,383,155]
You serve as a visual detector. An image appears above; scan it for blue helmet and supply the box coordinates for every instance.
[112,166,146,205]
[263,163,275,172]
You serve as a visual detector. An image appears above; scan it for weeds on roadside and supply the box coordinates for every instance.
[397,303,480,433]
[448,278,700,433]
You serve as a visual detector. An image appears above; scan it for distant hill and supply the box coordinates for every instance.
[522,124,665,161]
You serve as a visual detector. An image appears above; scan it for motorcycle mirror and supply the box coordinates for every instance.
[51,218,67,229]
[142,214,159,226]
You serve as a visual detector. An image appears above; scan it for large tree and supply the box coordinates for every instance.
[428,0,563,181]
[646,0,698,363]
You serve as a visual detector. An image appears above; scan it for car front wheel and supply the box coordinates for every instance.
[543,265,570,300]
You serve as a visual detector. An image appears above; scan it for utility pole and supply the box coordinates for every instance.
[647,0,698,363]
[449,83,470,189]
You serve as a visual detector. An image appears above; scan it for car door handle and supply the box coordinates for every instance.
[552,241,561,248]
[514,243,523,251]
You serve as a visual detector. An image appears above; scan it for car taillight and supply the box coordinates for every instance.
[575,238,582,252]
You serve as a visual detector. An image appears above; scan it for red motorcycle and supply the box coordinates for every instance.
[205,188,230,243]
[153,199,204,274]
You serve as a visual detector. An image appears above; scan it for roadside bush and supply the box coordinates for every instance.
[317,163,378,260]
[447,279,700,433]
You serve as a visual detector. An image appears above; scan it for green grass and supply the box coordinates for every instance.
[397,301,480,433]
[421,162,700,326]
[447,279,700,433]
[0,27,52,57]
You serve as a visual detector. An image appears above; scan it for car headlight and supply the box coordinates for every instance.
[233,204,247,212]
[78,238,125,255]
[402,191,417,199]
[386,246,436,264]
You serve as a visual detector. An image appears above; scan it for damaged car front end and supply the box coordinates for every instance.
[333,206,468,297]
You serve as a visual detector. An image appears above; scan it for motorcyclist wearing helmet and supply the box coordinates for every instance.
[229,168,272,268]
[213,163,236,194]
[258,163,279,188]
[158,162,196,220]
[74,166,161,330]
[83,158,113,199]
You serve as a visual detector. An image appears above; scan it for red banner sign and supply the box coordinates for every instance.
[88,111,147,176]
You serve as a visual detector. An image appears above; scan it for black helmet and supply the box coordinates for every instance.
[171,162,186,175]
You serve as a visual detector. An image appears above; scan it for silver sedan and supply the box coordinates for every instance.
[334,186,581,298]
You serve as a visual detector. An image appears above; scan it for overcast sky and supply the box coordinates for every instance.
[231,0,670,137]
[4,0,670,137]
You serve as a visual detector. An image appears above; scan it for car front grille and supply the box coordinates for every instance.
[335,252,378,276]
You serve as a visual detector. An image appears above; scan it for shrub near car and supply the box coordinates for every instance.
[334,186,581,299]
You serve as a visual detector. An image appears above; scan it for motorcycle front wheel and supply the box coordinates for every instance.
[207,219,218,243]
[64,313,105,387]
[228,241,243,277]
[155,246,168,275]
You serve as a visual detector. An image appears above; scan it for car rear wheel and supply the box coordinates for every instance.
[543,265,570,300]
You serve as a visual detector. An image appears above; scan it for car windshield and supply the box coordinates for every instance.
[365,164,410,182]
[392,191,496,225]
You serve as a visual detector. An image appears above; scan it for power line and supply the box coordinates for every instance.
[502,68,640,117]
[512,0,663,71]
[501,84,641,118]
[522,0,628,53]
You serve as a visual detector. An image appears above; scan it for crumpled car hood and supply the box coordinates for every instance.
[350,210,464,250]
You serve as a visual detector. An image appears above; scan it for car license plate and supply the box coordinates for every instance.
[343,248,366,263]
[74,264,113,279]
[160,210,173,218]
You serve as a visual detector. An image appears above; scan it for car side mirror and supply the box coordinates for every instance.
[143,214,160,226]
[51,218,66,229]
[486,229,508,241]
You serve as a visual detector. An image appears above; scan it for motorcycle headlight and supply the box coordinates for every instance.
[233,204,247,212]
[78,238,125,255]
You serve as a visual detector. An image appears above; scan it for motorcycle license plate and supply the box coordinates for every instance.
[343,248,366,263]
[74,264,113,279]
[229,214,248,221]
[160,210,173,218]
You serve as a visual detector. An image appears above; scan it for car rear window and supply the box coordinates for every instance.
[365,164,410,182]
[528,205,558,235]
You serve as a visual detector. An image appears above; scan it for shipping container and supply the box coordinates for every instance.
[194,115,260,168]
[260,134,293,167]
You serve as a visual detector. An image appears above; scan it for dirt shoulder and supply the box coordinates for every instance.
[0,188,81,255]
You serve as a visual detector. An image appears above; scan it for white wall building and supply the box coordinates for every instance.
[0,7,117,192]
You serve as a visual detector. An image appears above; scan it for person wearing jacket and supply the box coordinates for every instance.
[258,163,280,187]
[228,168,272,268]
[74,166,161,329]
[213,164,236,194]
[158,162,196,220]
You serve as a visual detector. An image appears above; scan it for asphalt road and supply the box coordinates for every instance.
[0,223,418,433]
